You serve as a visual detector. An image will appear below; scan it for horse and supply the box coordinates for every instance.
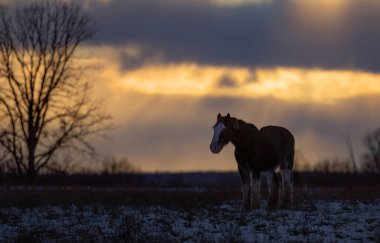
[209,113,295,210]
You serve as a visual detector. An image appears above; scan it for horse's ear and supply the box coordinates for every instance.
[217,113,222,120]
[226,113,239,130]
[232,119,239,131]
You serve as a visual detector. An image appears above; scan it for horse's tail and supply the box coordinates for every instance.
[281,129,295,171]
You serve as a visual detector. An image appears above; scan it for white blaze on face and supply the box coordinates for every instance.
[210,122,226,154]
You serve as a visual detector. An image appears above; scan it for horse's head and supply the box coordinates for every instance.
[209,113,239,154]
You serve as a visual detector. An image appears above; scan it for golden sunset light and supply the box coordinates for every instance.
[211,0,273,6]
[92,54,380,103]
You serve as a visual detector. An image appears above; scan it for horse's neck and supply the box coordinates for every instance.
[231,121,259,148]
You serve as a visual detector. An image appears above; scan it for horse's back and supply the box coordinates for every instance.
[260,126,294,146]
[259,126,295,170]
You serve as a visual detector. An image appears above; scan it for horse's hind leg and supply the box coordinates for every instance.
[266,171,280,210]
[281,169,293,208]
[242,182,251,210]
[251,172,261,209]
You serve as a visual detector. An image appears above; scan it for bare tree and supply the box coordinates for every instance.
[0,2,111,181]
[362,128,380,172]
[0,146,8,178]
[341,133,358,172]
[313,158,351,173]
[101,156,138,174]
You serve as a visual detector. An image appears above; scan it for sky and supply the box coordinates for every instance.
[8,0,380,171]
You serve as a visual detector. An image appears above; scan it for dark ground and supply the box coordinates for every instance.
[0,172,379,208]
[1,171,379,188]
[0,172,379,242]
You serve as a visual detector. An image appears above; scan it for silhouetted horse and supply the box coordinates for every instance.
[210,113,295,210]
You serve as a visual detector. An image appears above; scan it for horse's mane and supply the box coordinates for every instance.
[237,118,256,129]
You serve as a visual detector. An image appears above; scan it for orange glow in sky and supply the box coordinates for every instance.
[95,57,380,104]
[81,43,380,171]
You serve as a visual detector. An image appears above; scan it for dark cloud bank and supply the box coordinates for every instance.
[88,0,380,72]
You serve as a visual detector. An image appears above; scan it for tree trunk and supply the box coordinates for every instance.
[26,168,37,183]
[27,138,37,183]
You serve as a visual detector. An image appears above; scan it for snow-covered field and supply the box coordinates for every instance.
[0,195,379,242]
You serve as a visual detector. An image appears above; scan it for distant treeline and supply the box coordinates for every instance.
[0,172,379,188]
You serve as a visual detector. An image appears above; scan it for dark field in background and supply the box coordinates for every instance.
[1,172,379,188]
[0,172,379,208]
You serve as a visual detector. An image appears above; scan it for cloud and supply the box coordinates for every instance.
[85,47,380,103]
[84,0,380,72]
[211,0,273,6]
[217,75,237,88]
[4,0,380,71]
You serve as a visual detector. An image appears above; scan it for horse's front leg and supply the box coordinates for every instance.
[238,166,251,210]
[251,171,261,209]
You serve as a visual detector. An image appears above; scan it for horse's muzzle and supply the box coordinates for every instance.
[210,142,223,154]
